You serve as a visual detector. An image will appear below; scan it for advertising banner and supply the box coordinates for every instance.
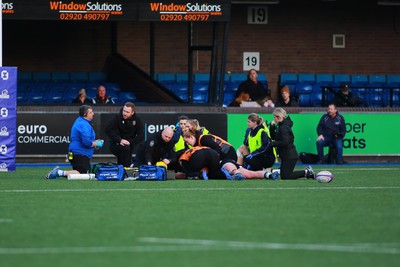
[138,0,231,22]
[3,0,231,22]
[227,113,400,155]
[0,67,17,171]
[16,112,227,155]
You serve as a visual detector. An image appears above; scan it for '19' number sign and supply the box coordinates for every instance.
[243,52,260,71]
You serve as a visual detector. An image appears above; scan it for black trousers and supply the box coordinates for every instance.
[280,158,306,180]
[109,143,133,167]
[180,149,223,179]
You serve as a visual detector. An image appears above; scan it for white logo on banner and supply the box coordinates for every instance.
[0,162,8,172]
[0,89,10,99]
[0,144,7,154]
[1,108,8,118]
[1,71,9,81]
[0,126,9,136]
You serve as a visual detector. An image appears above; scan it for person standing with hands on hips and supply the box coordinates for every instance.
[268,107,315,180]
[105,102,144,167]
[45,105,103,179]
[316,104,346,164]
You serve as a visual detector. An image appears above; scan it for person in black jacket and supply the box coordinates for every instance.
[269,107,315,180]
[235,69,268,102]
[104,102,144,167]
[275,86,299,107]
[333,83,363,107]
[134,127,176,168]
[316,103,347,164]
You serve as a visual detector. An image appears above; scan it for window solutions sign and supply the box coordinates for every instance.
[2,0,231,22]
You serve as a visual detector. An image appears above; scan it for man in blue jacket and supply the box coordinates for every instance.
[46,105,103,178]
[316,104,347,164]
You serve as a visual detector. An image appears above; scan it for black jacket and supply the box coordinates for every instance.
[141,131,176,165]
[317,112,346,138]
[270,116,298,160]
[105,109,144,148]
[236,79,268,101]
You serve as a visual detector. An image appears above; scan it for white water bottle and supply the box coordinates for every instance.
[67,173,96,180]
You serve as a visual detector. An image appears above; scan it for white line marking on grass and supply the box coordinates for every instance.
[1,241,399,255]
[138,237,400,255]
[331,168,400,171]
[0,245,216,255]
[1,186,400,193]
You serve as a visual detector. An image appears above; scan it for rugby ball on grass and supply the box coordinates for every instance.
[316,171,334,183]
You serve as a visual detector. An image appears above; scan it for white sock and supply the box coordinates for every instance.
[57,170,65,177]
[236,149,243,159]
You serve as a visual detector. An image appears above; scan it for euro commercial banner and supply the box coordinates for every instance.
[227,113,400,155]
[16,112,226,155]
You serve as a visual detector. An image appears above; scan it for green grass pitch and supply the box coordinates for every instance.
[0,165,399,267]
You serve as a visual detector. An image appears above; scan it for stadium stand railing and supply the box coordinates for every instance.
[279,73,400,107]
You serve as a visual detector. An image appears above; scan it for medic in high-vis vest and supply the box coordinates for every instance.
[241,113,275,171]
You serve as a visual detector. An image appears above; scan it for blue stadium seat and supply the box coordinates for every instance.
[333,74,350,85]
[193,92,208,103]
[157,73,176,83]
[26,92,45,103]
[17,82,30,92]
[18,71,32,82]
[368,75,386,85]
[84,82,99,92]
[385,88,400,107]
[17,91,27,103]
[175,90,188,102]
[296,83,313,94]
[193,84,208,92]
[223,91,235,106]
[64,91,78,103]
[104,82,121,92]
[88,72,107,82]
[311,92,322,107]
[29,82,48,92]
[45,92,64,103]
[51,72,70,82]
[366,89,385,107]
[67,82,86,93]
[176,73,189,83]
[118,91,136,103]
[258,73,267,83]
[280,73,298,86]
[386,75,400,87]
[48,83,67,92]
[315,74,334,85]
[171,83,188,93]
[32,72,51,81]
[226,81,240,93]
[298,73,315,83]
[70,72,89,82]
[298,94,311,107]
[351,74,368,84]
[194,73,210,84]
[230,73,247,83]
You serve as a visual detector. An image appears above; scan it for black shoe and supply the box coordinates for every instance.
[305,165,315,179]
